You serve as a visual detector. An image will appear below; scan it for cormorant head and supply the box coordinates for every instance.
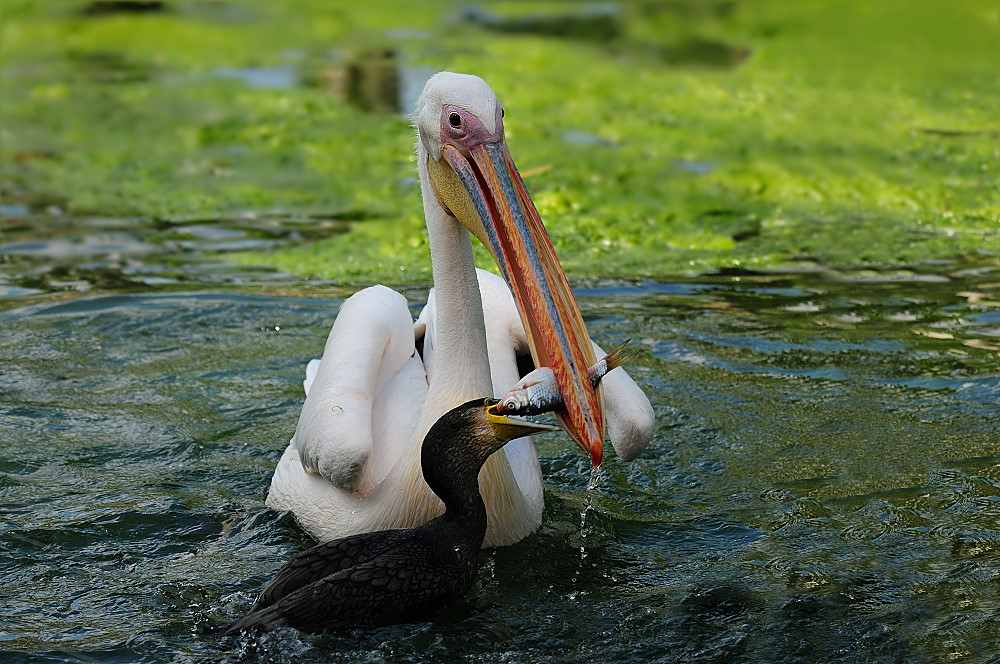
[421,398,559,494]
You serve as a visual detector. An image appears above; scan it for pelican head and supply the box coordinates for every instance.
[413,72,604,465]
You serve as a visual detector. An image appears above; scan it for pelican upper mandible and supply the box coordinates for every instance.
[266,72,655,547]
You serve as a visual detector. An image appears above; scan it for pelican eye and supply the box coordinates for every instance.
[448,112,461,128]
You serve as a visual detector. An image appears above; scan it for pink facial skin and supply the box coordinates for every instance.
[439,104,505,155]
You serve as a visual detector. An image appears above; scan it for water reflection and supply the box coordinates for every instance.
[458,4,623,42]
[308,51,435,115]
[314,49,401,114]
[0,210,357,297]
[210,65,298,90]
[1,267,998,662]
[459,3,751,69]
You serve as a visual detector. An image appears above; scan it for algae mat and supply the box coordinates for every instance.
[1,1,998,283]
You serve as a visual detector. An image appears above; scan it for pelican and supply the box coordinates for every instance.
[266,72,655,548]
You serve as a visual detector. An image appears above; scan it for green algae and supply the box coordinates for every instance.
[1,1,998,284]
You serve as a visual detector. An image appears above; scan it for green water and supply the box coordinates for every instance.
[2,265,999,662]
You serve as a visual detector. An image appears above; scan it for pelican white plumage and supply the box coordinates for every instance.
[266,72,654,547]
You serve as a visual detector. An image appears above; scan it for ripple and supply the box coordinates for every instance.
[2,274,1000,662]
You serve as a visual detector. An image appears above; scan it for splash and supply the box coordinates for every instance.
[569,464,605,600]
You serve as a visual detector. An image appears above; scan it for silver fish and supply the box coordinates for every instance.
[494,340,634,416]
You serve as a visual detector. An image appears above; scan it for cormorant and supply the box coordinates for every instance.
[221,399,564,635]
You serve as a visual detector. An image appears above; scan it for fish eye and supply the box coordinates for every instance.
[449,112,461,128]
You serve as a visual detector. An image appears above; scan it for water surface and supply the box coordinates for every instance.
[2,267,999,663]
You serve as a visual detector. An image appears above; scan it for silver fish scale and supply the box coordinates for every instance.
[496,367,561,415]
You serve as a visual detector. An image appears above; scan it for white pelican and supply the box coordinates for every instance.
[266,72,655,548]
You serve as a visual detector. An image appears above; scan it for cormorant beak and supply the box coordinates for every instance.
[485,402,560,444]
[428,105,604,465]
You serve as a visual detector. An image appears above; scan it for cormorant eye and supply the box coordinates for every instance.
[449,112,461,128]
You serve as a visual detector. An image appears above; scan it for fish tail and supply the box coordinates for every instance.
[603,339,635,372]
[588,339,636,387]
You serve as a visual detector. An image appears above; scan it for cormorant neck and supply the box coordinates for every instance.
[420,402,499,542]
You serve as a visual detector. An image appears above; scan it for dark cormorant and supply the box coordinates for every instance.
[221,399,563,635]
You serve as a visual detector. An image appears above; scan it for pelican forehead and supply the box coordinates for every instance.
[413,72,500,157]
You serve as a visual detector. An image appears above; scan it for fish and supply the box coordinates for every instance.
[493,340,635,416]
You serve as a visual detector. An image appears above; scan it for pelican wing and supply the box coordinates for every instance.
[292,286,426,493]
[590,340,655,461]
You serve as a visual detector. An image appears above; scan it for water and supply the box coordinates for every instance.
[0,210,354,298]
[2,258,999,663]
